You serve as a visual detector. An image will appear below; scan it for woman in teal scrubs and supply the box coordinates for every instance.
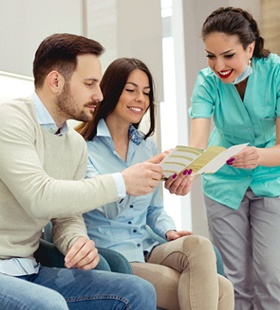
[188,7,280,310]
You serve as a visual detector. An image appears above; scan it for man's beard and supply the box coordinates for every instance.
[56,82,94,123]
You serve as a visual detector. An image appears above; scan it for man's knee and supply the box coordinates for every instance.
[43,293,68,310]
[128,275,157,307]
[30,289,68,310]
[132,275,156,295]
[0,289,68,310]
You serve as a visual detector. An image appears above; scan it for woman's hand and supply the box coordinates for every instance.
[164,169,193,196]
[166,229,193,241]
[226,146,260,169]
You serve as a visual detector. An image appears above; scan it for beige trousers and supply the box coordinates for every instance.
[131,235,234,310]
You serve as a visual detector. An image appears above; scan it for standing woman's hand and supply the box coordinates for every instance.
[226,146,260,169]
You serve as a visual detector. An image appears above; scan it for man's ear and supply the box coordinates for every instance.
[46,71,65,94]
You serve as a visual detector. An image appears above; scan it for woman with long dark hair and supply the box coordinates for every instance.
[188,7,280,309]
[77,57,234,310]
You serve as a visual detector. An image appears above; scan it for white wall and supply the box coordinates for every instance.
[0,0,84,77]
[86,0,164,150]
[0,71,34,103]
[86,0,163,101]
[0,0,262,236]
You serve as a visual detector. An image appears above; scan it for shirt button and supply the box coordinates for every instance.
[133,229,137,233]
[128,221,132,224]
[137,243,141,247]
[130,205,134,208]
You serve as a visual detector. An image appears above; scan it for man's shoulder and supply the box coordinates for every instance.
[0,98,36,125]
[0,97,34,115]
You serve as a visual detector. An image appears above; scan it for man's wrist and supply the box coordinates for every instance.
[112,172,126,198]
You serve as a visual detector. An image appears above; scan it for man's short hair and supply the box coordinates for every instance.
[33,33,104,88]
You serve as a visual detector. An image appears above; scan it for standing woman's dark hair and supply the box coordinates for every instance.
[77,57,156,141]
[202,7,270,58]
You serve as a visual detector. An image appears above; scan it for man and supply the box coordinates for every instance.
[0,33,160,309]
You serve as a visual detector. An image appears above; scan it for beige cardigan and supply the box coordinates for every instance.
[0,99,118,259]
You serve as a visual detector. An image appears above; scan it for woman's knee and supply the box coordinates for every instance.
[180,235,215,258]
[218,275,234,309]
[164,235,215,271]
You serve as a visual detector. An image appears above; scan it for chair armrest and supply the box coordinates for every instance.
[35,238,111,271]
[213,245,225,276]
[34,238,66,268]
[146,225,167,243]
[98,247,133,274]
[42,222,132,274]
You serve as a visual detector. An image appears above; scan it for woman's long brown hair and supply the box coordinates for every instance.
[76,57,156,141]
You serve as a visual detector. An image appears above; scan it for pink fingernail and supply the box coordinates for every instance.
[172,173,177,179]
[188,169,192,175]
[226,158,235,165]
[183,169,188,175]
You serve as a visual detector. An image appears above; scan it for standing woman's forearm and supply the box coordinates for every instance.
[189,118,211,149]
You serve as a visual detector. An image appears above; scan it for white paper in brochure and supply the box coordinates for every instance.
[195,143,249,175]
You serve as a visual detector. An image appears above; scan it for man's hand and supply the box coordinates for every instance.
[147,150,171,164]
[166,229,193,241]
[121,162,163,196]
[164,169,193,196]
[64,236,99,270]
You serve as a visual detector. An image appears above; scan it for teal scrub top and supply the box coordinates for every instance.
[189,53,280,210]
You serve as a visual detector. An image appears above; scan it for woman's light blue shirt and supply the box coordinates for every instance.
[189,54,280,210]
[84,119,176,262]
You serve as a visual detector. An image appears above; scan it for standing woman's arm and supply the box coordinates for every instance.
[164,117,211,194]
[232,117,280,168]
[189,118,211,149]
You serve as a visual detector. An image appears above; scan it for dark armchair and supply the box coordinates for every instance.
[35,222,132,274]
[37,222,224,276]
